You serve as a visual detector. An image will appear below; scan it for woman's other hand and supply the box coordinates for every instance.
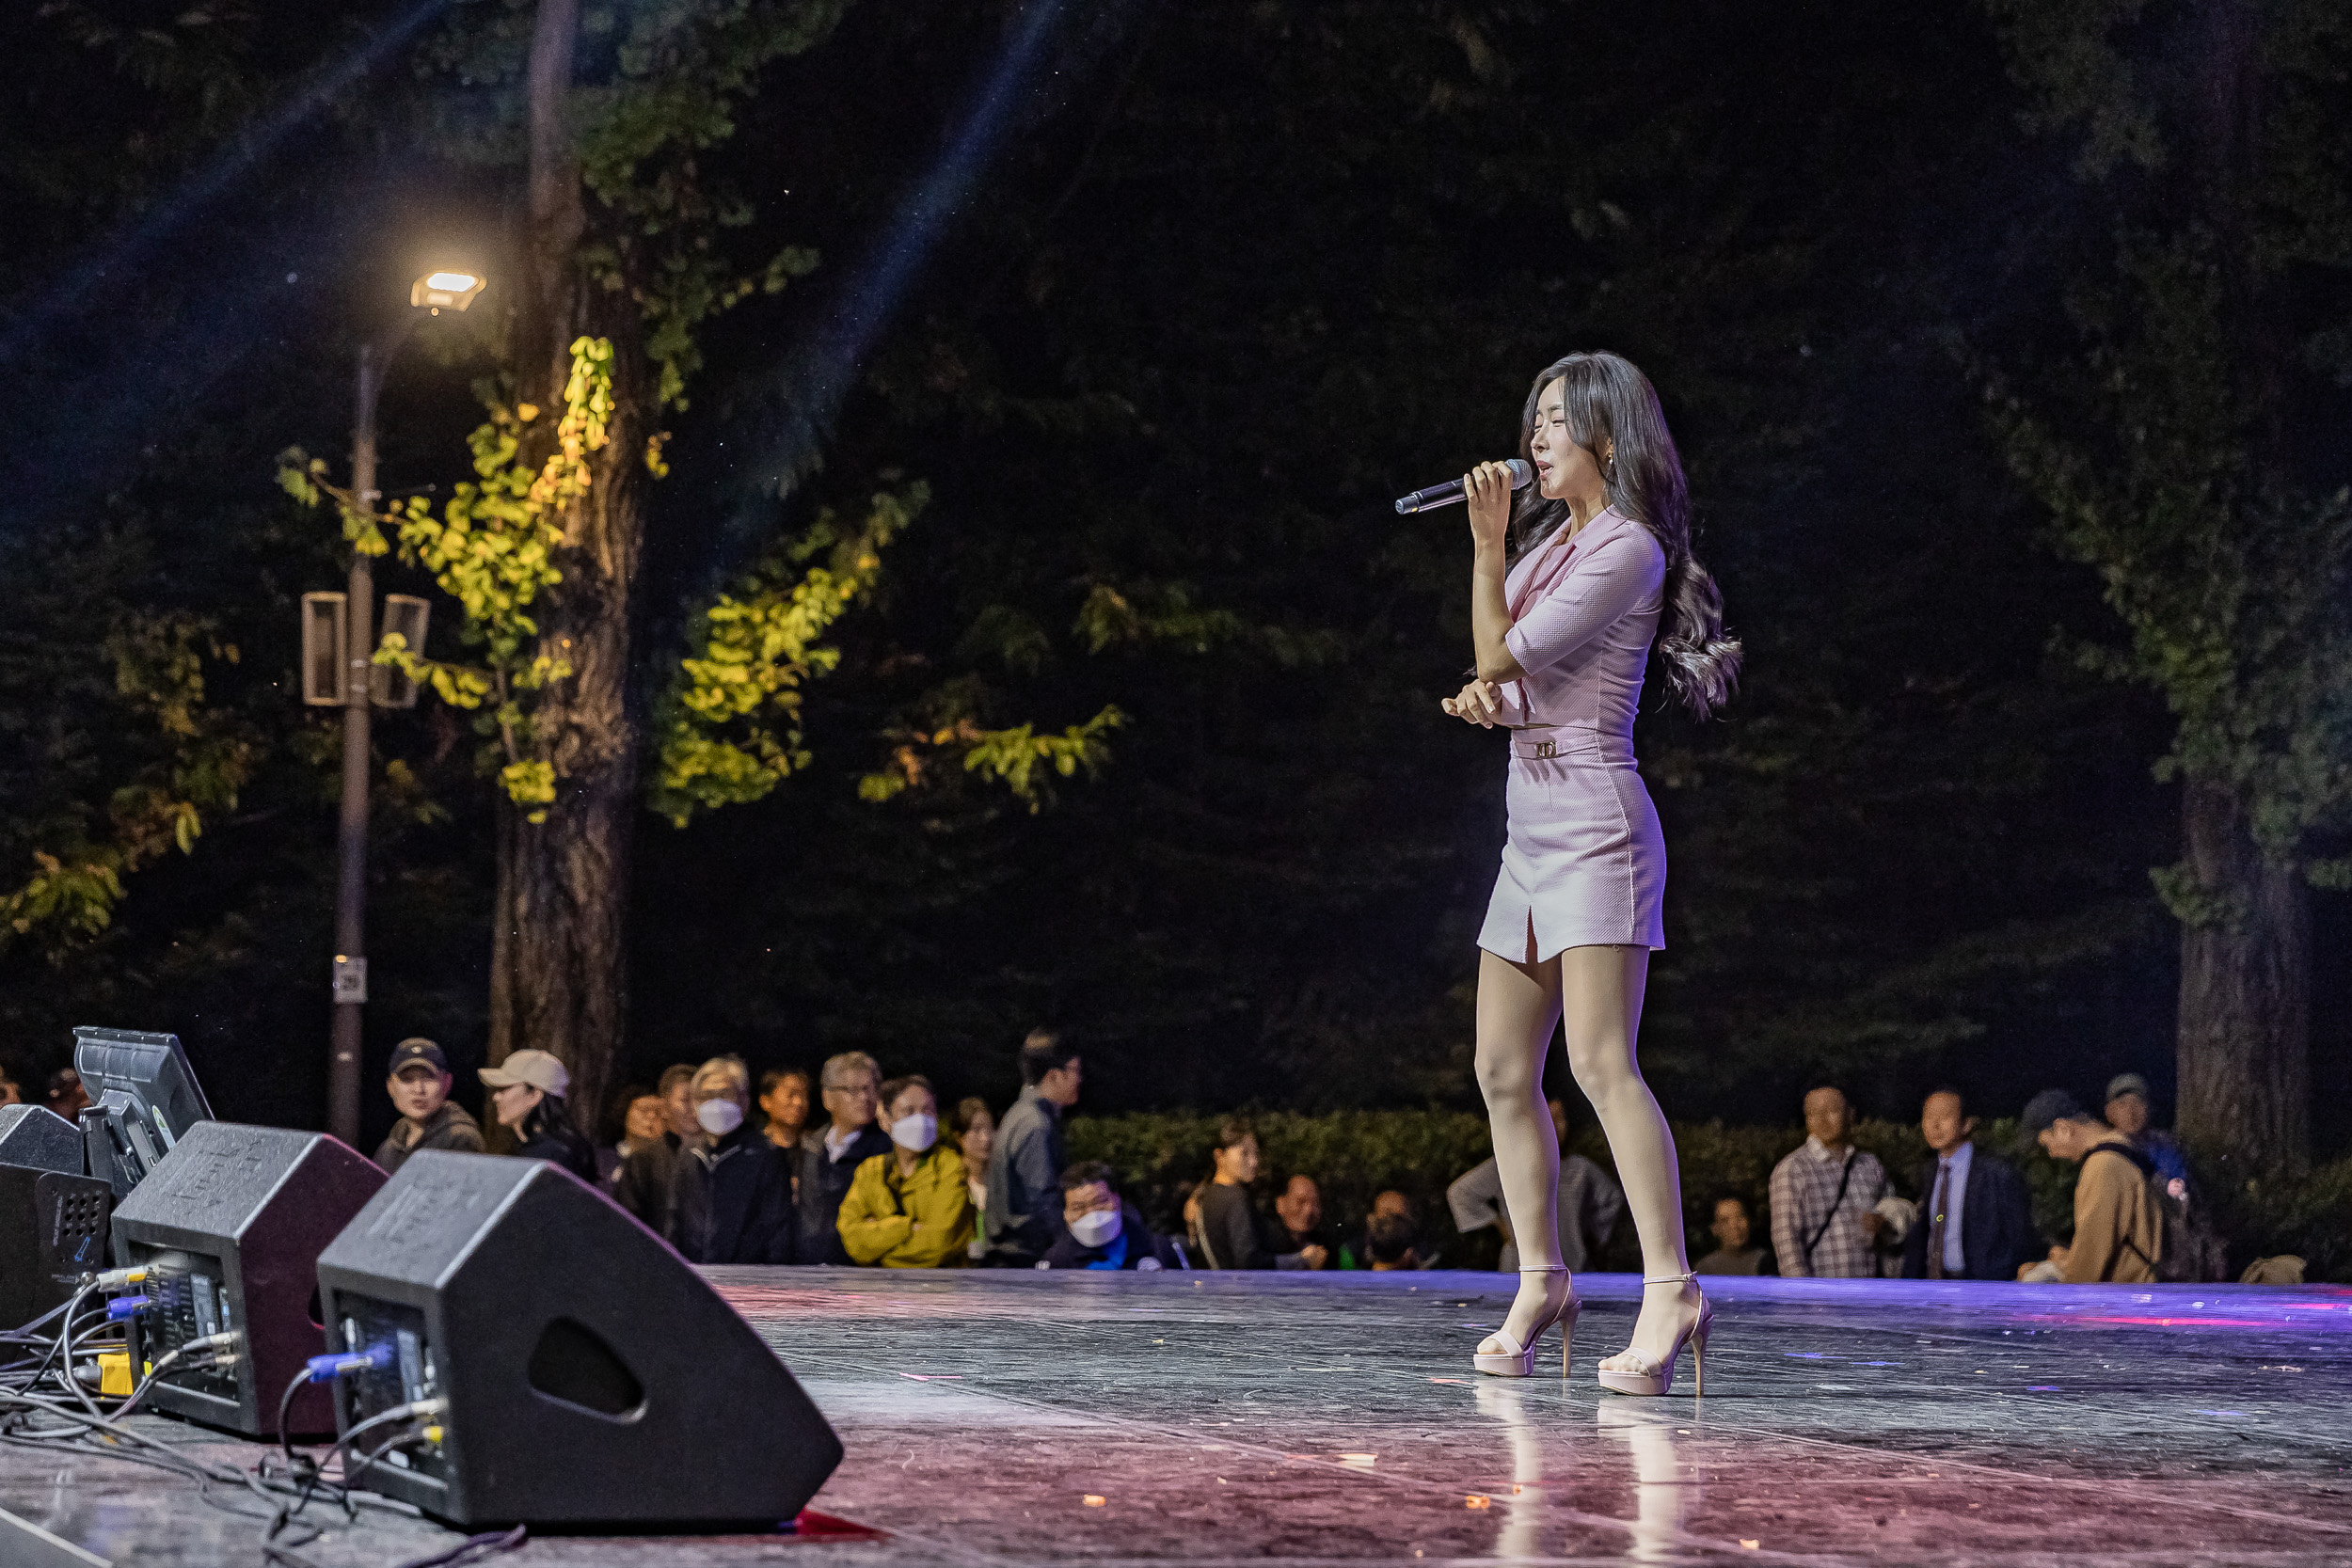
[1465,459,1516,558]
[1441,679,1504,727]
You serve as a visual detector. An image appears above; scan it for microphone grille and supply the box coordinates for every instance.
[1505,458,1535,489]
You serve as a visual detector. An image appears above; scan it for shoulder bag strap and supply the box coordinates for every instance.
[1802,1151,1858,1263]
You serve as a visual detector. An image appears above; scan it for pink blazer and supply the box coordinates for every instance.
[1488,507,1666,754]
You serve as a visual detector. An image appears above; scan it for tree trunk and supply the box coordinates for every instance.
[2175,779,2310,1174]
[485,0,648,1141]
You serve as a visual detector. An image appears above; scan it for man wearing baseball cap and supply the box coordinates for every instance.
[2018,1088,2159,1284]
[375,1037,485,1175]
[2102,1071,2189,1192]
[479,1049,597,1180]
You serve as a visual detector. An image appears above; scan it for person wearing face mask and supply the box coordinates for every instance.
[623,1055,796,1264]
[1040,1163,1178,1271]
[836,1076,973,1268]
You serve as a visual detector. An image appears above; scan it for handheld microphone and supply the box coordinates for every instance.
[1393,459,1534,515]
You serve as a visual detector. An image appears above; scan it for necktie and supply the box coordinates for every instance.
[1927,1162,1951,1280]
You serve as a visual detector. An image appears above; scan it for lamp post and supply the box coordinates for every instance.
[311,267,486,1148]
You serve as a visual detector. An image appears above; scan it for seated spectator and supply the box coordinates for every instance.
[984,1030,1081,1266]
[0,1059,24,1105]
[2020,1089,2160,1284]
[48,1067,89,1121]
[952,1097,994,1261]
[797,1051,893,1264]
[645,1056,796,1264]
[596,1082,660,1185]
[1365,1212,1420,1271]
[1900,1086,2038,1281]
[612,1063,699,1224]
[1448,1098,1625,1272]
[375,1038,485,1175]
[2104,1073,2189,1189]
[1188,1120,1326,1270]
[759,1068,811,1153]
[658,1063,699,1138]
[1769,1085,1890,1278]
[1692,1195,1768,1275]
[480,1050,596,1180]
[1273,1176,1334,1268]
[1040,1162,1178,1271]
[838,1075,972,1268]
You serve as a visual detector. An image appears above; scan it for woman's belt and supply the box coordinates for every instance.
[1508,726,1635,764]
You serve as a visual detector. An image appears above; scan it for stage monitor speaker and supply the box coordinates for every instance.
[315,1150,841,1528]
[113,1122,386,1436]
[0,1106,112,1333]
[0,1105,85,1176]
[74,1025,214,1200]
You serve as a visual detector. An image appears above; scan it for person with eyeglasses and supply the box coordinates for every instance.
[794,1051,892,1265]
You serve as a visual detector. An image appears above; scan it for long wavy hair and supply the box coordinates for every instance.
[1511,351,1741,719]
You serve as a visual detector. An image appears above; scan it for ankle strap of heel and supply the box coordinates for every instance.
[1640,1271,1698,1285]
[1518,1264,1569,1274]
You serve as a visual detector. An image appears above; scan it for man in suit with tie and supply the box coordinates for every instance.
[1901,1086,2040,1281]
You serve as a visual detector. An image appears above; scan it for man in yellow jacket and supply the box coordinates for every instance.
[838,1075,973,1267]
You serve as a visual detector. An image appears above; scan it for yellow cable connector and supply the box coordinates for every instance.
[97,1351,133,1398]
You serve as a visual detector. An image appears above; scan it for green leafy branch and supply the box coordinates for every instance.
[279,336,616,820]
[0,613,258,958]
[857,707,1127,815]
[1075,579,1343,665]
[573,0,846,410]
[650,481,929,826]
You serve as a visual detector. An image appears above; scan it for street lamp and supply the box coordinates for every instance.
[306,266,486,1148]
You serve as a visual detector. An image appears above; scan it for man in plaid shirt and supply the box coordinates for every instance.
[1769,1085,1890,1277]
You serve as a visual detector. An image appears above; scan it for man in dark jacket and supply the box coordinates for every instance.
[1040,1163,1178,1271]
[618,1057,796,1263]
[796,1051,892,1264]
[1900,1086,2040,1280]
[373,1038,485,1174]
[983,1031,1080,1265]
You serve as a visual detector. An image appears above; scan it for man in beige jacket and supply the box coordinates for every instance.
[2020,1089,2161,1284]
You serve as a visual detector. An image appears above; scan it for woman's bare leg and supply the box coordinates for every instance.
[1473,942,1569,1355]
[1557,944,1701,1370]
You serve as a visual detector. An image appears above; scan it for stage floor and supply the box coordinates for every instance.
[6,1268,2350,1564]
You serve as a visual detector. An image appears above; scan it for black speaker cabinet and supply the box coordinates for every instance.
[0,1105,112,1333]
[315,1150,841,1528]
[112,1122,386,1437]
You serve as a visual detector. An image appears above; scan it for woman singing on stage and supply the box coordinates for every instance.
[1440,351,1740,1396]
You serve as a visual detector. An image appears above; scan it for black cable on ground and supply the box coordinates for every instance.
[278,1364,315,1466]
[393,1524,528,1568]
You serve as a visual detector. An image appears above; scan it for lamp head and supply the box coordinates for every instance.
[410,270,486,314]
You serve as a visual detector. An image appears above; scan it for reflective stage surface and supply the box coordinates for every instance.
[6,1269,2350,1564]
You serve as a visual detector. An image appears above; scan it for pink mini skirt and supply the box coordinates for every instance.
[1477,727,1666,961]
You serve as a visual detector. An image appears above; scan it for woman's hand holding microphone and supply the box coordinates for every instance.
[1444,459,1520,727]
[1463,458,1517,560]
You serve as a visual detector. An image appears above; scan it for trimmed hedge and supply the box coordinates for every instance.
[1068,1109,1497,1265]
[1067,1108,2352,1279]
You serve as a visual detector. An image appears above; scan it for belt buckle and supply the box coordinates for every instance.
[1534,738,1557,759]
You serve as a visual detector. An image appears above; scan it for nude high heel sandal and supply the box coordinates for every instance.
[1596,1272,1712,1397]
[1473,1265,1582,1377]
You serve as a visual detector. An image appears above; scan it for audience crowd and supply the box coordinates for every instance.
[359,1029,2223,1284]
